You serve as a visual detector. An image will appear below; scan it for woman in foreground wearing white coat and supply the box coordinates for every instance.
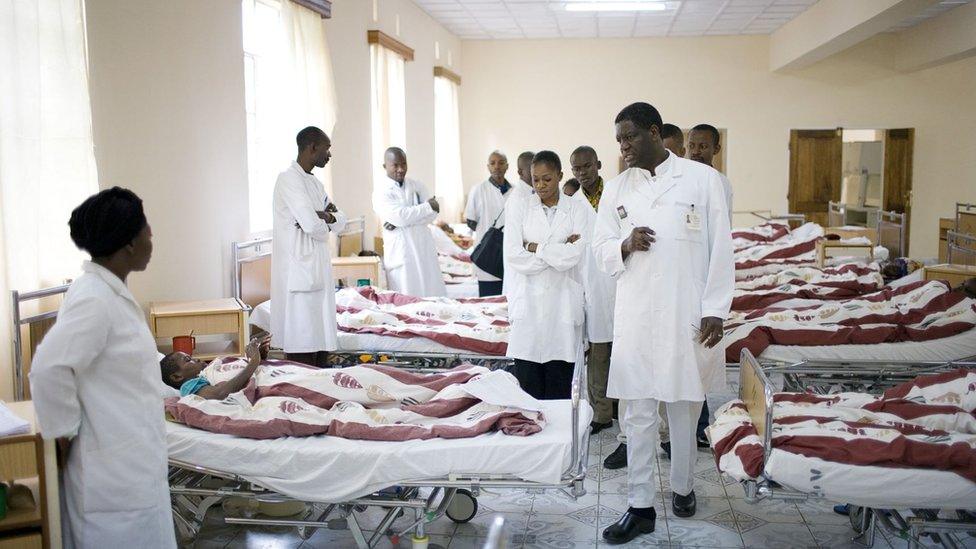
[593,103,734,545]
[503,150,588,400]
[29,187,175,548]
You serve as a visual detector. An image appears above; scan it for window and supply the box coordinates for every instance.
[242,0,337,233]
[369,43,407,189]
[434,71,464,222]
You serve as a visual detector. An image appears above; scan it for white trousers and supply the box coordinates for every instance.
[622,399,704,508]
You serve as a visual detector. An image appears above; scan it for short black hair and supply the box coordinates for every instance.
[564,178,580,191]
[661,123,683,141]
[385,146,406,161]
[296,126,328,151]
[614,102,663,132]
[691,123,720,147]
[160,353,181,389]
[571,145,597,159]
[517,151,535,163]
[68,187,147,258]
[532,150,561,172]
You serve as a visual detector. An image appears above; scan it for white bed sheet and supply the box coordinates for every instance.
[251,300,272,333]
[759,327,976,363]
[766,449,976,509]
[168,399,592,503]
[445,280,478,299]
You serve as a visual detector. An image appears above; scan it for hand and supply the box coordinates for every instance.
[524,242,538,253]
[566,234,581,244]
[428,197,440,212]
[325,202,338,213]
[316,211,336,224]
[622,227,656,254]
[246,334,271,363]
[258,333,272,360]
[699,317,724,349]
[384,222,397,231]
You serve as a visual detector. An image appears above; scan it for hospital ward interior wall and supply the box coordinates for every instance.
[82,0,461,310]
[325,0,463,247]
[459,34,976,259]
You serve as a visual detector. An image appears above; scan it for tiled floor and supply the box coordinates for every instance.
[182,389,976,549]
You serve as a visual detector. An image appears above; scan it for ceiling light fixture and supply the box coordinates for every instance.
[565,1,669,12]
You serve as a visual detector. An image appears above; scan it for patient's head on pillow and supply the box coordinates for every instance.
[68,187,152,271]
[160,352,208,389]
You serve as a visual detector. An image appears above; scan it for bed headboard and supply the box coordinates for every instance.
[739,349,775,463]
[956,202,976,235]
[232,237,273,310]
[947,230,976,266]
[732,210,806,230]
[338,216,366,257]
[11,284,70,401]
[877,210,906,258]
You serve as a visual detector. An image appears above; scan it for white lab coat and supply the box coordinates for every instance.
[719,172,734,222]
[592,153,734,402]
[373,176,446,297]
[29,262,176,549]
[571,189,616,344]
[271,161,347,353]
[464,178,513,282]
[503,193,587,363]
[501,181,534,298]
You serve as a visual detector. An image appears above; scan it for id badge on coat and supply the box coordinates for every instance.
[685,207,702,231]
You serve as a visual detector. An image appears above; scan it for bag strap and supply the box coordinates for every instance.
[489,207,505,229]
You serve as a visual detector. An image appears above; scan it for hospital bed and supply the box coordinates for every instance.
[233,237,513,370]
[732,209,806,229]
[947,230,976,266]
[727,349,976,548]
[167,361,592,548]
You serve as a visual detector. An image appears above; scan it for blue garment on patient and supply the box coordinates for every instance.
[179,377,211,397]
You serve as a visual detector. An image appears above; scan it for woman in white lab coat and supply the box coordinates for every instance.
[271,127,347,367]
[29,187,175,548]
[372,147,446,297]
[503,151,587,400]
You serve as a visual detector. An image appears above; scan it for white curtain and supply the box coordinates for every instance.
[243,0,338,233]
[370,43,407,192]
[434,76,464,223]
[0,0,100,400]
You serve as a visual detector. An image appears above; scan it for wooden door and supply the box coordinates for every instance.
[788,129,843,227]
[883,128,914,254]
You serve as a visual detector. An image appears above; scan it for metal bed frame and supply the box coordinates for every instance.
[733,209,807,227]
[10,284,71,401]
[947,230,976,266]
[168,361,591,549]
[232,236,513,370]
[735,349,976,548]
[955,202,976,234]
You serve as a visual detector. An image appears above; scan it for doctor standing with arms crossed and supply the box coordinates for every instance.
[593,102,734,544]
[29,187,176,548]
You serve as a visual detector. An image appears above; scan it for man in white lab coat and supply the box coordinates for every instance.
[271,126,348,367]
[568,145,616,435]
[373,147,446,297]
[465,150,515,296]
[594,103,734,544]
[688,123,733,216]
[660,123,686,159]
[513,150,536,201]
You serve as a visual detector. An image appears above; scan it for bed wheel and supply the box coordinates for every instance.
[849,505,867,534]
[445,489,478,523]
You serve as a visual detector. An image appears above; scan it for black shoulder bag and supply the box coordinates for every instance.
[470,208,506,279]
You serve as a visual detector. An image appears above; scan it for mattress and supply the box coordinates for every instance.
[167,399,592,503]
[759,326,976,363]
[253,299,504,356]
[445,280,478,299]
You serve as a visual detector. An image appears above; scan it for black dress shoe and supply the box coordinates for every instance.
[660,440,671,459]
[672,490,697,518]
[603,443,627,470]
[602,509,656,544]
[697,433,710,448]
[590,421,613,435]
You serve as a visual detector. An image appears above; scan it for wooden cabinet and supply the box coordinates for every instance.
[150,299,249,359]
[924,263,976,288]
[0,402,57,549]
[333,256,384,289]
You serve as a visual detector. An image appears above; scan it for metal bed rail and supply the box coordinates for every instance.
[955,202,976,233]
[732,349,976,548]
[231,236,272,303]
[946,230,976,266]
[10,284,71,401]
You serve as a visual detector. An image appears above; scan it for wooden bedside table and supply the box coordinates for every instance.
[149,298,249,359]
[924,263,976,288]
[0,401,59,549]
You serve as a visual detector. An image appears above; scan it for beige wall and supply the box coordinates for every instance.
[459,34,976,258]
[84,0,461,309]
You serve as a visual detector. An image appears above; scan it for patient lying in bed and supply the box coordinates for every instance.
[160,335,271,400]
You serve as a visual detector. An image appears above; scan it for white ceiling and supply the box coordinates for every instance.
[412,0,972,40]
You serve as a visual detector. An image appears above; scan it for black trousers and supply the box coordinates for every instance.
[512,359,574,400]
[478,280,504,297]
[697,400,710,437]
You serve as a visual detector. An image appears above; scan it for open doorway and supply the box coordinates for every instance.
[788,127,914,252]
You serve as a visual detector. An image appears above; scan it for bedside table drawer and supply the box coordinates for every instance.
[0,440,37,480]
[154,312,241,337]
